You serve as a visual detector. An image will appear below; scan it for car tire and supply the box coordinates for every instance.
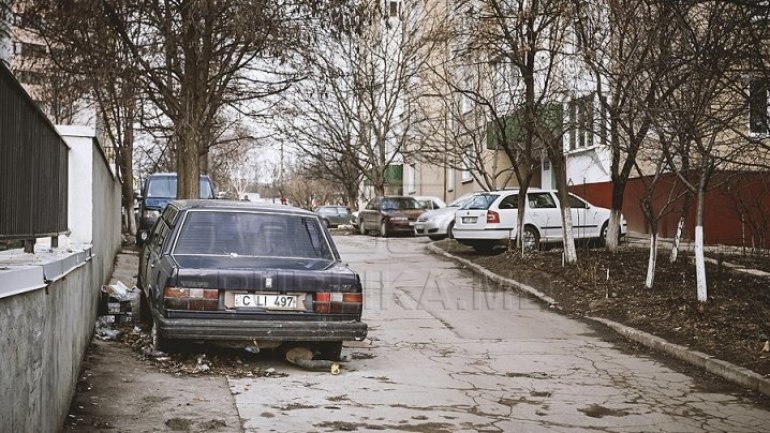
[522,226,540,252]
[359,221,367,235]
[139,290,152,325]
[316,341,343,361]
[447,221,455,239]
[323,219,331,228]
[428,235,446,241]
[380,221,389,238]
[151,314,170,353]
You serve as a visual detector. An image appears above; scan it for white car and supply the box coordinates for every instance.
[452,189,626,253]
[414,194,477,241]
[412,196,446,210]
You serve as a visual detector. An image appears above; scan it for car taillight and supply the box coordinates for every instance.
[487,210,500,224]
[164,287,219,311]
[313,292,363,314]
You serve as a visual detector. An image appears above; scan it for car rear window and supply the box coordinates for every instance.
[462,194,499,210]
[382,197,419,210]
[173,211,334,261]
[147,176,214,199]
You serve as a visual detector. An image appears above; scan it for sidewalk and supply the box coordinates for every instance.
[64,250,241,433]
[427,241,770,399]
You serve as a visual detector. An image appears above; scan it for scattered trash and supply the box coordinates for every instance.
[94,317,121,341]
[193,355,211,374]
[100,281,140,323]
[285,347,341,374]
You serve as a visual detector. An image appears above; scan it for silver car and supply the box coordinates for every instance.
[414,194,477,241]
[314,206,353,228]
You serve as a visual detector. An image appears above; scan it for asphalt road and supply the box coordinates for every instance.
[68,235,770,433]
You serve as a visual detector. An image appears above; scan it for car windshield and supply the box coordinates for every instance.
[416,199,433,210]
[147,176,214,199]
[382,197,419,210]
[448,195,472,208]
[462,194,499,210]
[173,211,334,263]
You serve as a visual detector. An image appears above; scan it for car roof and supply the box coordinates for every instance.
[169,200,316,216]
[147,172,211,179]
[486,188,550,194]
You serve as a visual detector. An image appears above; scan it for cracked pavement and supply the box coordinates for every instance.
[230,235,770,433]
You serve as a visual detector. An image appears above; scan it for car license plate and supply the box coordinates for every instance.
[234,294,301,310]
[462,216,477,223]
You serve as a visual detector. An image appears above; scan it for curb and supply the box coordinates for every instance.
[425,243,559,307]
[427,243,770,398]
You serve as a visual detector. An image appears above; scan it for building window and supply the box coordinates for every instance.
[749,79,769,134]
[388,1,401,17]
[568,93,594,150]
[461,153,473,183]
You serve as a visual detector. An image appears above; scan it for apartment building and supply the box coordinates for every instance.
[402,0,770,247]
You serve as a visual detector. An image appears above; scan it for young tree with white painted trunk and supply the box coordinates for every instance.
[651,1,766,301]
[437,0,574,257]
[573,0,688,254]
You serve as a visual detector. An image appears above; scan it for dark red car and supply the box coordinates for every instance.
[357,196,423,237]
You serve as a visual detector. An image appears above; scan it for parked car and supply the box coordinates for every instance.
[137,200,367,359]
[414,193,477,241]
[314,205,353,228]
[413,196,446,210]
[358,196,423,237]
[452,189,627,252]
[136,173,216,245]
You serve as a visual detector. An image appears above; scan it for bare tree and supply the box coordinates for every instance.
[573,0,692,254]
[652,1,764,302]
[431,0,574,257]
[25,0,359,199]
[274,1,436,200]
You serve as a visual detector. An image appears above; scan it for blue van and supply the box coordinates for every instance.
[137,173,215,244]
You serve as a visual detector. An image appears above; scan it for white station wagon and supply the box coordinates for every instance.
[452,189,627,253]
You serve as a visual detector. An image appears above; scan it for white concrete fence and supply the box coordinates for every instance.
[0,126,121,433]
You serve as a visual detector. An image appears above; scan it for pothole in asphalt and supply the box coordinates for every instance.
[578,404,630,418]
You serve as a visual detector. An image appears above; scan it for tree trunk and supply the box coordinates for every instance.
[645,232,658,289]
[694,179,707,302]
[669,194,691,263]
[177,122,202,199]
[605,179,626,252]
[514,174,531,253]
[550,155,577,264]
[119,104,136,235]
[606,210,621,249]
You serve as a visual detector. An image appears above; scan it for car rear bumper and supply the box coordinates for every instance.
[452,228,511,240]
[157,316,368,342]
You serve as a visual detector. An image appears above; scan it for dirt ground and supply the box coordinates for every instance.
[435,239,770,377]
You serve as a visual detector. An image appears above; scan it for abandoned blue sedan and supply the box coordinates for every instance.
[137,200,367,360]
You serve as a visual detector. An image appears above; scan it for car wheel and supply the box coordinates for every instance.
[447,221,455,239]
[380,221,389,238]
[428,235,446,241]
[323,219,331,228]
[139,290,152,325]
[151,314,169,353]
[316,341,343,361]
[359,221,367,235]
[522,226,540,252]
